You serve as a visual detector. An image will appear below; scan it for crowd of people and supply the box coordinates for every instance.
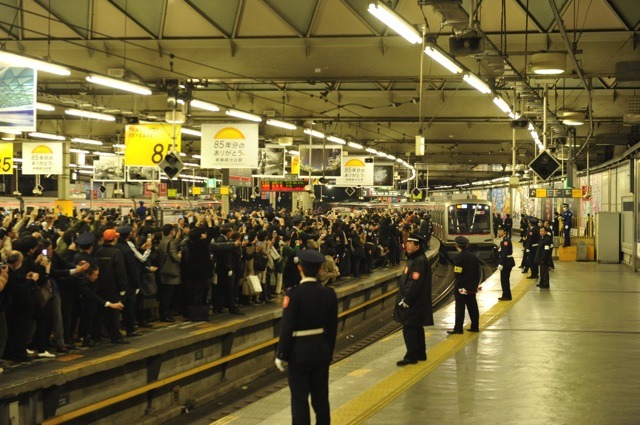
[0,204,435,373]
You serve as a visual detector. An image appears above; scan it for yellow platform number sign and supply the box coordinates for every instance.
[0,143,13,175]
[124,124,181,166]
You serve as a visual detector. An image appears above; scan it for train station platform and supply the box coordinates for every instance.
[217,247,640,424]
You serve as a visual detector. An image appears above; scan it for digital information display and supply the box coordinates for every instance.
[261,179,307,192]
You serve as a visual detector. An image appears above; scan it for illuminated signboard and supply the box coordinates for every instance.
[261,179,307,192]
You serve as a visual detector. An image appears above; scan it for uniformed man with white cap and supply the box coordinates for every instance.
[447,236,482,334]
[275,249,338,425]
[561,203,573,246]
[393,232,433,365]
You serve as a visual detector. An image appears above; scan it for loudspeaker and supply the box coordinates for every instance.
[449,36,484,56]
[158,151,184,179]
[510,119,529,129]
[529,151,560,181]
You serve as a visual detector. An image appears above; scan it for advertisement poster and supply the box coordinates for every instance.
[201,124,259,169]
[299,146,342,177]
[126,166,159,182]
[373,164,394,187]
[253,145,285,177]
[0,67,36,132]
[335,156,373,186]
[22,142,63,175]
[93,155,125,182]
[124,123,181,166]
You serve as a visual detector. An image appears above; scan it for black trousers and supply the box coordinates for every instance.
[500,267,513,299]
[563,227,571,246]
[157,284,175,318]
[539,263,550,287]
[453,291,479,332]
[287,361,331,425]
[528,249,539,277]
[402,325,426,361]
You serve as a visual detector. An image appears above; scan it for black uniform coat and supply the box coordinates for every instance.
[393,249,433,326]
[93,244,128,302]
[534,234,554,266]
[498,236,515,268]
[453,249,481,293]
[276,277,338,363]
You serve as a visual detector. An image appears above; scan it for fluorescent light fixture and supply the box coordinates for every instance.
[86,74,152,95]
[267,119,297,130]
[387,154,397,160]
[0,50,71,76]
[192,154,202,159]
[71,137,103,146]
[3,129,22,135]
[424,46,462,74]
[509,112,521,119]
[531,52,566,75]
[190,99,220,112]
[303,128,325,139]
[287,150,300,156]
[78,170,93,175]
[376,151,387,158]
[530,130,539,139]
[93,151,116,156]
[179,152,187,157]
[29,132,65,140]
[396,158,403,163]
[562,111,585,126]
[77,164,94,169]
[347,142,363,149]
[70,148,90,154]
[368,2,421,45]
[1,133,15,141]
[492,97,512,114]
[113,144,126,149]
[463,73,492,94]
[181,128,202,137]
[36,102,56,111]
[12,158,23,163]
[326,135,346,145]
[65,108,116,122]
[365,147,378,154]
[183,162,200,167]
[225,109,262,122]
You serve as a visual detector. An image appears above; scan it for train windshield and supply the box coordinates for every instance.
[448,203,491,235]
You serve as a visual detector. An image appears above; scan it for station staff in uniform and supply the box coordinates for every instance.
[561,203,573,246]
[497,226,515,300]
[447,236,482,334]
[525,219,541,279]
[275,249,338,425]
[393,232,433,366]
[535,227,554,288]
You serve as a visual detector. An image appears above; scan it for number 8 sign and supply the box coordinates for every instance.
[0,143,13,175]
[124,124,181,167]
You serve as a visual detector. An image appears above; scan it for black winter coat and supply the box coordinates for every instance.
[393,249,433,326]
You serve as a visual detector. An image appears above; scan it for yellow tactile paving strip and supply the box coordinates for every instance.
[331,272,535,425]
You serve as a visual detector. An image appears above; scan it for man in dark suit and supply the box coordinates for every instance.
[497,226,515,300]
[447,236,482,334]
[525,219,541,279]
[393,232,433,365]
[275,249,338,425]
[535,226,554,288]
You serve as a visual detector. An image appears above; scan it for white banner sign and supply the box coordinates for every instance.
[22,142,62,175]
[201,124,259,169]
[335,156,373,186]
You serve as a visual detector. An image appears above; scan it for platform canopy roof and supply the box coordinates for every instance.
[1,0,638,186]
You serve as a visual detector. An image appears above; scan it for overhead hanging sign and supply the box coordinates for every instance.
[124,124,181,166]
[201,124,259,169]
[260,179,307,192]
[93,155,125,182]
[253,145,285,177]
[373,164,394,187]
[335,156,373,187]
[22,142,63,175]
[0,66,36,132]
[299,146,342,178]
[0,143,14,175]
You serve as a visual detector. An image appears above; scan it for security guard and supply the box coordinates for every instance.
[525,218,541,279]
[535,226,554,288]
[561,203,573,246]
[497,226,515,300]
[447,236,482,334]
[275,249,338,425]
[393,232,433,365]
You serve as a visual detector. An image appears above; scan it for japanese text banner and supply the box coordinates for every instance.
[335,156,373,186]
[124,124,181,166]
[201,124,259,169]
[22,142,62,175]
[0,143,14,175]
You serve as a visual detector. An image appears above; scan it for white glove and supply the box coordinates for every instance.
[293,257,299,264]
[119,291,125,296]
[526,249,530,252]
[398,300,409,309]
[458,288,468,295]
[275,358,286,372]
[498,264,503,271]
[135,288,140,295]
[565,225,569,229]
[228,270,233,277]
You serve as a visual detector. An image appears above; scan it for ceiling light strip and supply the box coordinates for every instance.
[424,46,462,74]
[0,50,71,76]
[86,74,152,95]
[267,119,297,130]
[29,132,65,140]
[65,108,116,122]
[463,73,492,94]
[367,2,421,45]
[190,99,220,112]
[71,137,103,146]
[225,109,262,122]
